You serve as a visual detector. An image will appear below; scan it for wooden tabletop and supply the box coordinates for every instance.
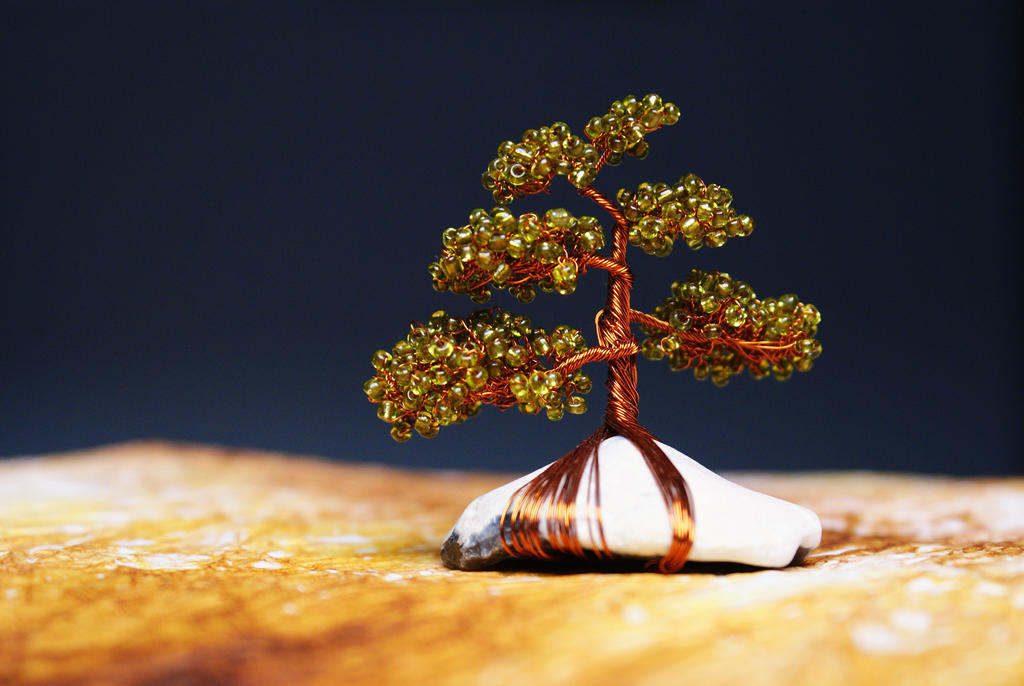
[2,442,1022,686]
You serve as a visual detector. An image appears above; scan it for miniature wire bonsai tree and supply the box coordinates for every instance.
[363,94,821,572]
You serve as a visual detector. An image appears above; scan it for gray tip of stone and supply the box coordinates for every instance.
[790,545,813,566]
[440,518,511,571]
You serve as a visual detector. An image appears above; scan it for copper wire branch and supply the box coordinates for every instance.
[628,309,802,368]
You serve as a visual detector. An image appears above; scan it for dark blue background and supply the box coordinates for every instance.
[3,1,1021,474]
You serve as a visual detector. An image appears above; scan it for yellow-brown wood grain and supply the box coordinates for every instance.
[2,442,1023,686]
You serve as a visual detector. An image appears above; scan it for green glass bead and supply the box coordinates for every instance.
[448,382,468,405]
[392,364,413,389]
[801,304,822,326]
[642,93,662,110]
[737,215,754,236]
[390,421,412,442]
[544,208,571,229]
[528,371,548,395]
[506,236,527,259]
[694,201,713,223]
[508,163,529,186]
[428,336,454,360]
[457,243,477,264]
[795,357,813,373]
[469,289,491,304]
[452,348,477,368]
[641,338,664,360]
[400,389,421,411]
[530,333,551,356]
[704,231,729,249]
[475,248,495,270]
[574,230,597,253]
[465,365,488,390]
[668,352,689,371]
[693,363,709,381]
[572,372,592,394]
[513,285,536,303]
[641,108,663,129]
[518,214,541,243]
[584,117,605,139]
[486,360,505,380]
[487,232,508,252]
[473,225,494,248]
[566,396,587,414]
[485,336,508,359]
[518,401,539,415]
[778,294,799,313]
[487,262,509,285]
[430,365,450,386]
[440,256,463,280]
[409,371,432,396]
[546,405,564,421]
[723,302,747,328]
[493,208,516,229]
[530,157,553,179]
[370,350,392,372]
[509,372,529,400]
[568,168,590,188]
[772,361,793,381]
[454,225,474,245]
[703,323,722,339]
[414,414,438,438]
[662,102,681,125]
[669,310,692,331]
[565,135,585,157]
[377,400,400,423]
[533,241,561,264]
[544,370,563,389]
[798,338,822,359]
[363,377,386,401]
[661,201,683,223]
[709,209,729,230]
[661,335,680,353]
[635,190,655,213]
[679,216,702,241]
[510,144,534,164]
[551,259,577,284]
[700,294,719,314]
[441,227,459,250]
[678,173,700,194]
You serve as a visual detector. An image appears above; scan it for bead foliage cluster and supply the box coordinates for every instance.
[583,93,680,163]
[364,308,593,441]
[482,93,680,205]
[428,207,605,304]
[367,92,822,442]
[640,269,822,386]
[616,174,754,256]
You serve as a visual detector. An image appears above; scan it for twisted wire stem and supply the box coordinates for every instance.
[499,184,695,573]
